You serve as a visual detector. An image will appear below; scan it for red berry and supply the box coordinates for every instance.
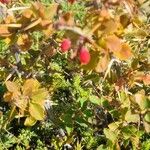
[79,47,91,65]
[60,38,71,53]
[0,0,10,4]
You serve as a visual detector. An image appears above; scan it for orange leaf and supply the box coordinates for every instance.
[3,92,13,102]
[32,2,45,19]
[103,19,119,34]
[0,25,11,37]
[22,9,33,19]
[142,75,150,85]
[106,35,132,60]
[100,9,110,20]
[114,43,133,60]
[105,35,122,52]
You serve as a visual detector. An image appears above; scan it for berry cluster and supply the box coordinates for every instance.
[60,38,91,65]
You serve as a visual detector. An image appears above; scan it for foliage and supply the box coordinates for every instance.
[0,0,150,149]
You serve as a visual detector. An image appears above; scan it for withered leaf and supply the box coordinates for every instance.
[23,18,42,31]
[95,53,110,72]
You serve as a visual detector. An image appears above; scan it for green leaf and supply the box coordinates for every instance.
[122,126,137,139]
[109,109,120,119]
[24,116,37,126]
[76,117,88,128]
[89,96,101,105]
[144,112,150,123]
[125,110,140,123]
[135,91,150,110]
[108,122,120,131]
[66,126,73,135]
[97,145,107,150]
[78,97,87,107]
[29,102,45,120]
[143,120,150,133]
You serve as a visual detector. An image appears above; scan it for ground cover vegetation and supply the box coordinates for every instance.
[0,0,150,149]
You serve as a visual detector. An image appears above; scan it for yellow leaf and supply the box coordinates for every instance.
[24,116,37,126]
[17,34,32,51]
[14,97,28,112]
[3,92,13,102]
[31,88,48,105]
[4,15,16,24]
[5,81,19,93]
[45,3,58,20]
[29,102,45,120]
[103,19,119,34]
[1,24,22,28]
[31,2,45,19]
[22,79,40,96]
[42,24,53,37]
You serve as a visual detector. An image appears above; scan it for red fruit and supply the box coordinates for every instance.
[60,38,71,53]
[68,0,76,4]
[0,0,10,4]
[79,47,91,65]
